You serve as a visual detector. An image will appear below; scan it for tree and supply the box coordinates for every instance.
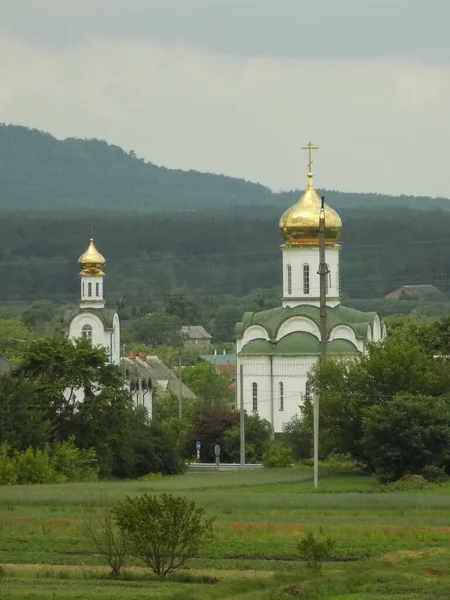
[115,494,214,575]
[187,407,240,462]
[282,412,313,460]
[0,375,50,450]
[222,413,273,463]
[0,318,32,362]
[309,325,450,464]
[362,393,450,482]
[129,313,183,348]
[183,362,233,405]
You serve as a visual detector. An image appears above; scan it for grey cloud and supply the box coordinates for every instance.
[3,0,450,61]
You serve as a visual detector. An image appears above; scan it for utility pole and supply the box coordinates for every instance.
[314,195,329,489]
[239,362,245,469]
[178,352,183,419]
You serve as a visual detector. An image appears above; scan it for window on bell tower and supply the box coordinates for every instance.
[287,264,292,295]
[88,282,92,297]
[96,282,100,297]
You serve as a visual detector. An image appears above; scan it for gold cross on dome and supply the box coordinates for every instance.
[302,142,319,173]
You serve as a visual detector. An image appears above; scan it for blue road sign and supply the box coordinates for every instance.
[196,441,201,451]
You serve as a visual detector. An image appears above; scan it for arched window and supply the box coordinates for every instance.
[82,282,85,296]
[303,264,310,294]
[96,282,100,297]
[88,282,92,297]
[279,381,284,411]
[82,324,93,341]
[287,264,292,295]
[252,382,258,412]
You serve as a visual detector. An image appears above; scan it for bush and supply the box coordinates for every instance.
[115,493,215,576]
[422,464,447,483]
[82,497,129,577]
[14,446,57,484]
[0,440,98,485]
[51,438,98,482]
[297,530,335,571]
[262,440,293,468]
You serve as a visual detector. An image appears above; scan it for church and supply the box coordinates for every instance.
[235,145,386,434]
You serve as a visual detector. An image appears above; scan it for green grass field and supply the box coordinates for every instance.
[0,468,449,599]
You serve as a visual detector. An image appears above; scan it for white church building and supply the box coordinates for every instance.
[235,147,386,433]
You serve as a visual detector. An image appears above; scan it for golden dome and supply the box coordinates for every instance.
[279,172,342,247]
[79,238,105,275]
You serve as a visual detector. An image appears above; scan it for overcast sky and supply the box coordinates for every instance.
[1,0,449,197]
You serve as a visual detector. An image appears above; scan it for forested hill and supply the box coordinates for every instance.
[1,123,449,214]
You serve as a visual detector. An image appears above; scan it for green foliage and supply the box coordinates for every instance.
[115,493,215,576]
[222,413,273,463]
[51,438,99,482]
[422,464,447,483]
[183,362,233,405]
[0,440,98,485]
[0,318,33,362]
[282,410,313,460]
[362,393,450,482]
[82,497,129,577]
[262,440,293,468]
[297,530,336,571]
[128,313,183,348]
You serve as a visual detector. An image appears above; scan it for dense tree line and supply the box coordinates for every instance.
[0,209,450,307]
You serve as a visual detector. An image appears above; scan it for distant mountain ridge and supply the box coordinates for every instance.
[1,123,449,214]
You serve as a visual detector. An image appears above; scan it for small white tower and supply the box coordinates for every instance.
[79,239,106,309]
[67,238,120,365]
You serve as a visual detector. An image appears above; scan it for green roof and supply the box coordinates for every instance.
[62,308,117,329]
[240,334,360,357]
[235,303,377,341]
[200,353,237,365]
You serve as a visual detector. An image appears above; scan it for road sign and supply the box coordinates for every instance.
[214,445,220,457]
[196,441,201,451]
[196,450,200,461]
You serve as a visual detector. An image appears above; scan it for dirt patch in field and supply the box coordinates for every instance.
[381,550,422,563]
[424,568,445,577]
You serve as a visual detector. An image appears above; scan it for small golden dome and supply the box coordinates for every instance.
[279,172,342,247]
[79,238,105,275]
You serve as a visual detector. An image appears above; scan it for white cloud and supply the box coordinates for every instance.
[1,32,450,197]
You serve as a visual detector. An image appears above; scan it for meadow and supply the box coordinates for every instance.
[0,467,449,599]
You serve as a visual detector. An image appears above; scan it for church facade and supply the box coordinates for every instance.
[235,147,386,433]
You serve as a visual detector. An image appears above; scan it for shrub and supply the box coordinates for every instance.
[115,493,215,576]
[51,438,98,482]
[297,530,335,571]
[0,440,98,485]
[82,497,129,577]
[14,446,57,484]
[422,464,447,483]
[0,443,17,485]
[262,440,293,468]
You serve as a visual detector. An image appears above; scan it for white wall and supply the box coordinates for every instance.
[282,246,340,308]
[236,355,318,433]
